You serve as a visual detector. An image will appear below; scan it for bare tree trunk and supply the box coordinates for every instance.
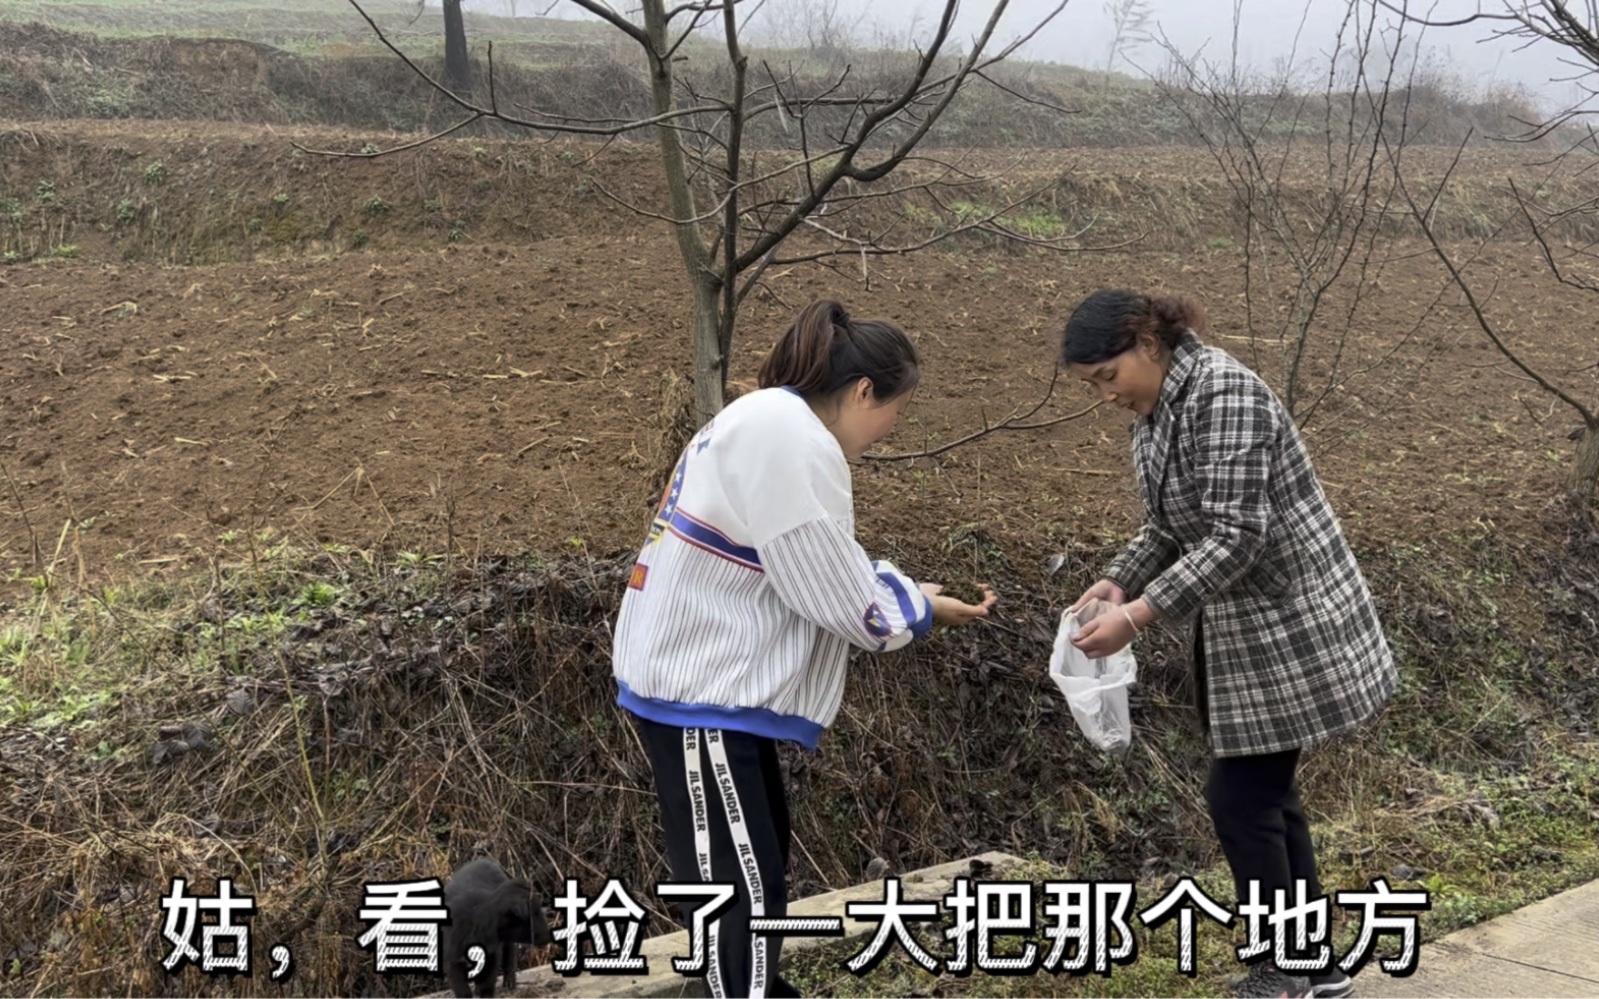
[336,0,1073,431]
[1573,426,1599,502]
[639,0,722,425]
[443,0,471,92]
[690,276,725,425]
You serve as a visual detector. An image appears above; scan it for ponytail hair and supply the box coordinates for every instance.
[1061,288,1206,366]
[757,299,921,402]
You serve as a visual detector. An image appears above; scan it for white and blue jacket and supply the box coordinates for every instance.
[611,387,934,750]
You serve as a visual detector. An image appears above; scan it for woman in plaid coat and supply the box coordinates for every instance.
[1061,289,1396,999]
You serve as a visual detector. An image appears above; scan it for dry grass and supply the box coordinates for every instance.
[1,505,1596,996]
[2,116,1589,274]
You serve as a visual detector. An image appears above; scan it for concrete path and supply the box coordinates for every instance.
[1361,878,1599,998]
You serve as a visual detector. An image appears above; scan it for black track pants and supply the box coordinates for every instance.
[636,717,801,998]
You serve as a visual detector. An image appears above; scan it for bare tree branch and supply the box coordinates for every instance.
[1385,0,1599,143]
[666,0,734,21]
[1374,1,1519,28]
[334,0,726,143]
[735,0,1071,272]
[585,177,730,225]
[865,372,1106,462]
[717,0,750,363]
[1391,135,1597,425]
[564,0,651,48]
[1152,0,1433,429]
[1513,175,1599,293]
[767,184,1122,268]
[662,2,719,62]
[292,113,486,158]
[731,0,970,268]
[973,68,1082,115]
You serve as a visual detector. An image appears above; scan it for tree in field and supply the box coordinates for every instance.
[442,0,471,91]
[1102,0,1151,89]
[336,0,1077,426]
[1384,0,1599,503]
[1154,0,1444,442]
[415,0,472,92]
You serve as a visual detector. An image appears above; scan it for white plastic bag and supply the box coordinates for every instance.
[1049,599,1137,752]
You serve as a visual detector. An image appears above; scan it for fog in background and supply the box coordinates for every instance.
[450,0,1595,115]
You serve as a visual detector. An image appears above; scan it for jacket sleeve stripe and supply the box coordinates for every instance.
[875,564,933,638]
[668,510,765,570]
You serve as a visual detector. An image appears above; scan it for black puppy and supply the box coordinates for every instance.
[441,857,553,998]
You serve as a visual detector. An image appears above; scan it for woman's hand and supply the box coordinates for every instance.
[1070,598,1151,658]
[920,583,997,627]
[1071,578,1127,613]
[1069,610,1135,658]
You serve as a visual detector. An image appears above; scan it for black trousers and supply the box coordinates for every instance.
[636,716,800,999]
[1206,749,1323,914]
[1195,618,1323,932]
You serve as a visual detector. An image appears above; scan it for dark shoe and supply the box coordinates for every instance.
[1309,968,1354,998]
[1230,963,1312,998]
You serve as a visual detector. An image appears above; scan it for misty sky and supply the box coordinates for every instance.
[833,0,1571,99]
[460,0,1593,112]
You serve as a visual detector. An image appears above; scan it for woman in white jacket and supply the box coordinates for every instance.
[613,299,993,998]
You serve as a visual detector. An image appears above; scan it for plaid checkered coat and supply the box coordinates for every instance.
[1103,335,1396,757]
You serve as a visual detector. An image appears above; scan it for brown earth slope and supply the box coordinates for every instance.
[1,124,1594,596]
